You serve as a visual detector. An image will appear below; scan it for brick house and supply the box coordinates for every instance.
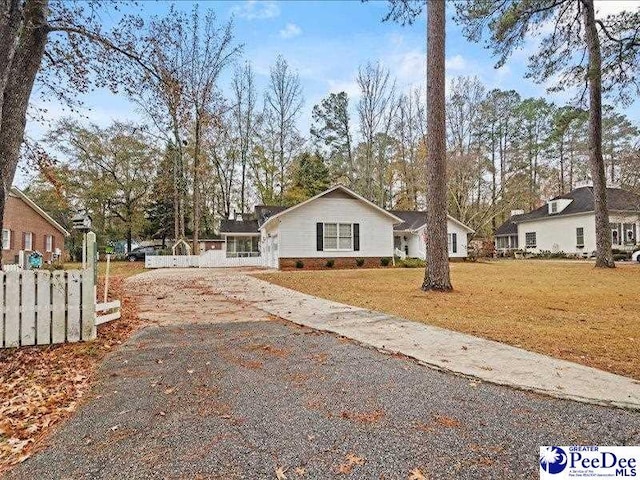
[2,187,69,265]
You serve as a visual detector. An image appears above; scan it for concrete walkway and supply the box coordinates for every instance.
[137,268,640,411]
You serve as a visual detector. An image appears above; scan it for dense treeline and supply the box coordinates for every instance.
[21,5,640,250]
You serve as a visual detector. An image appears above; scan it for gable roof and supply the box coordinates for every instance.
[515,187,640,223]
[255,205,288,227]
[260,184,403,230]
[389,210,475,233]
[9,187,70,236]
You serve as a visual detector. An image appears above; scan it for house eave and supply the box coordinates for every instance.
[9,187,70,236]
[261,184,404,230]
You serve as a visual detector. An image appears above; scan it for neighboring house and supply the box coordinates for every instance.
[2,187,69,264]
[391,210,475,259]
[494,210,524,256]
[219,184,474,268]
[494,184,640,255]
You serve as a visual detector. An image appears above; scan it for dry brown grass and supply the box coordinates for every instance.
[256,260,640,380]
[65,260,147,278]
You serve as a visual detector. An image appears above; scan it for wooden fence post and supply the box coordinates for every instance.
[82,232,97,340]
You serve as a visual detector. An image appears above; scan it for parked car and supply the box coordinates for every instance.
[632,250,640,263]
[127,246,159,262]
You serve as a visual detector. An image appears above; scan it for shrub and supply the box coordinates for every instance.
[295,260,304,269]
[355,257,365,267]
[613,253,630,261]
[325,258,335,268]
[397,257,425,268]
[380,257,391,267]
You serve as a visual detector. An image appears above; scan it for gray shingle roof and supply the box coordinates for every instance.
[515,187,640,223]
[495,217,521,236]
[388,210,427,231]
[219,219,259,234]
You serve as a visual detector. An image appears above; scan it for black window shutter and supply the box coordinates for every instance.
[353,223,360,251]
[452,233,457,254]
[316,223,323,251]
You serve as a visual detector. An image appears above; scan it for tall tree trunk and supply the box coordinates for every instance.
[491,127,497,231]
[422,0,452,292]
[559,138,565,194]
[0,0,49,263]
[582,0,614,268]
[192,110,202,255]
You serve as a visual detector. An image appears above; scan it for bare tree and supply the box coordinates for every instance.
[263,55,303,201]
[356,61,396,205]
[231,62,257,213]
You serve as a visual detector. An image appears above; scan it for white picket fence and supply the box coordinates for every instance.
[145,255,201,268]
[1,232,122,349]
[144,250,265,268]
[145,250,265,269]
[199,250,264,268]
[0,269,96,348]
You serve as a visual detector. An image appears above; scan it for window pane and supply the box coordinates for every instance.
[338,237,351,249]
[325,237,337,249]
[2,230,9,250]
[339,223,351,237]
[324,223,337,237]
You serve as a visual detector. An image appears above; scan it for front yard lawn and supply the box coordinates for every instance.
[256,261,640,380]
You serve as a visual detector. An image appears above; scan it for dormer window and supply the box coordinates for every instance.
[550,202,558,214]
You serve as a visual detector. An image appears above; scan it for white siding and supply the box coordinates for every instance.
[270,197,396,258]
[400,219,471,258]
[517,213,596,254]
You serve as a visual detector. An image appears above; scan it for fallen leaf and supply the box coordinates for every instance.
[409,468,427,480]
[294,467,306,476]
[187,369,194,374]
[164,387,175,395]
[275,466,287,479]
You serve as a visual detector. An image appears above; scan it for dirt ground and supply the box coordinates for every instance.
[127,268,275,325]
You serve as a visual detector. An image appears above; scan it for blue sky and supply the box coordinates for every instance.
[23,0,640,182]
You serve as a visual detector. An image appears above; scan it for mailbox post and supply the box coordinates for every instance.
[71,212,93,269]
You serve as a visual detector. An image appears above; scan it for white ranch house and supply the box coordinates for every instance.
[495,185,640,256]
[219,185,474,269]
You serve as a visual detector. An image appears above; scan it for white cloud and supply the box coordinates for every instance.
[232,0,280,20]
[327,79,361,98]
[387,49,425,89]
[445,54,467,71]
[279,23,302,39]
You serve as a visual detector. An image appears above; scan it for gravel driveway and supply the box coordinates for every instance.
[7,270,640,479]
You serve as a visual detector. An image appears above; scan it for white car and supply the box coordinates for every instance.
[633,250,640,263]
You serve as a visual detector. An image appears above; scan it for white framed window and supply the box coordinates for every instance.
[323,223,353,251]
[525,232,536,248]
[447,233,457,254]
[45,234,53,253]
[24,232,33,251]
[2,229,10,250]
[550,202,558,213]
[610,223,621,246]
[576,227,584,248]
